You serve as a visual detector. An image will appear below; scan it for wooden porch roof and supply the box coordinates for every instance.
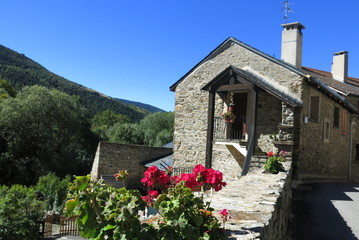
[201,65,303,107]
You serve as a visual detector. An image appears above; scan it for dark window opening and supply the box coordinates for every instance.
[310,96,319,122]
[334,107,340,128]
[356,144,359,161]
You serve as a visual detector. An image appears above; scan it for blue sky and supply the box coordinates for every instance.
[1,1,358,111]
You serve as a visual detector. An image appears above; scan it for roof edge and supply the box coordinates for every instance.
[170,36,308,92]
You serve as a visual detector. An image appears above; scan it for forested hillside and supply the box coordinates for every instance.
[0,45,147,121]
[116,98,165,113]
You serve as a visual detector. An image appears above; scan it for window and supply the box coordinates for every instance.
[310,96,320,121]
[323,119,330,143]
[333,107,340,128]
[341,108,348,135]
[356,144,359,161]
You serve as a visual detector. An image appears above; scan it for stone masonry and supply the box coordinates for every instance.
[91,142,173,189]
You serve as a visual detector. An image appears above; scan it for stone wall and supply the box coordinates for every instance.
[90,142,173,189]
[173,40,303,178]
[255,89,282,154]
[296,85,350,181]
[208,161,293,239]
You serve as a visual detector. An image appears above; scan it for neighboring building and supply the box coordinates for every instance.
[170,22,359,182]
[90,142,173,189]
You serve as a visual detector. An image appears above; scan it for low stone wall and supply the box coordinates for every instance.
[207,161,292,239]
[90,142,173,190]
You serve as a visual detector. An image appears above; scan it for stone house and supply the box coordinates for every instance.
[170,22,359,183]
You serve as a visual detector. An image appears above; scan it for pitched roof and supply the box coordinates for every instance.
[169,37,307,92]
[302,67,359,96]
[169,36,358,113]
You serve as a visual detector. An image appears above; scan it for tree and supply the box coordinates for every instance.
[91,110,130,140]
[106,112,174,147]
[0,85,97,185]
[0,79,16,100]
[0,185,44,240]
[140,112,174,147]
[107,123,145,145]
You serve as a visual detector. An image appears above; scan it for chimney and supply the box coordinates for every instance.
[331,51,348,82]
[281,22,305,68]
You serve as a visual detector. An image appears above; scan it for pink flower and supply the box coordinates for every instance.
[219,209,229,217]
[267,151,277,157]
[141,166,170,191]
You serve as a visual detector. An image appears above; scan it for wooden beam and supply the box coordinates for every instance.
[205,91,215,169]
[216,83,253,92]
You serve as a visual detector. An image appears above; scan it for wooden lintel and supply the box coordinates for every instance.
[216,83,253,92]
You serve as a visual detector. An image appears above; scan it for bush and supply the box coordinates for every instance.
[0,185,44,240]
[35,172,71,212]
[264,151,286,174]
[66,165,228,239]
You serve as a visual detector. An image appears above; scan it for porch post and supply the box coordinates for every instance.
[205,91,215,168]
[241,88,257,175]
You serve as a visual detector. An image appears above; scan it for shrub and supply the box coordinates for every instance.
[35,172,71,212]
[66,165,228,239]
[264,151,286,174]
[0,185,44,240]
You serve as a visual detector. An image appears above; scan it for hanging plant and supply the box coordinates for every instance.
[223,105,235,123]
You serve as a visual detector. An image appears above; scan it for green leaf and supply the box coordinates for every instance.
[193,214,203,226]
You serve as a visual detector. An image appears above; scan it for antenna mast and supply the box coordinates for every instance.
[283,1,293,24]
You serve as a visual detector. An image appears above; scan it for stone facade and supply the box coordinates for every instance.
[173,39,303,181]
[90,142,173,189]
[296,86,351,181]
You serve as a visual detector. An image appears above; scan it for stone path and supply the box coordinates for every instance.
[204,161,291,239]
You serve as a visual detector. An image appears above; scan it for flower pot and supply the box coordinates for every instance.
[225,119,235,123]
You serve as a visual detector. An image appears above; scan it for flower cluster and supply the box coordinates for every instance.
[113,169,129,181]
[219,209,230,230]
[141,164,227,200]
[179,164,227,191]
[140,166,171,192]
[223,106,235,122]
[141,190,159,205]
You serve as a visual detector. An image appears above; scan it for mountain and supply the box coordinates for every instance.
[0,45,148,121]
[116,98,165,113]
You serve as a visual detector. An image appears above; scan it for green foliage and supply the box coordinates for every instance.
[66,175,155,240]
[0,185,44,240]
[155,182,226,240]
[264,154,285,174]
[0,85,97,185]
[106,112,174,147]
[91,110,130,140]
[140,112,174,147]
[0,44,147,121]
[107,123,145,145]
[35,172,71,212]
[66,176,227,240]
[0,79,16,99]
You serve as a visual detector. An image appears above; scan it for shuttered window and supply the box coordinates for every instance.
[310,96,320,121]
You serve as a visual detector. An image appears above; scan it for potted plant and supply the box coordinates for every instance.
[223,106,235,123]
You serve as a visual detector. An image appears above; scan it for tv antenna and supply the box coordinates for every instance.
[282,1,293,24]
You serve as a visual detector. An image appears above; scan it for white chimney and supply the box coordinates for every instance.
[331,51,348,82]
[281,22,305,69]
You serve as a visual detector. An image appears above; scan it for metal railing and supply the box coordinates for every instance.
[213,116,246,141]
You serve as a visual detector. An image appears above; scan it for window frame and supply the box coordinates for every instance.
[323,118,330,143]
